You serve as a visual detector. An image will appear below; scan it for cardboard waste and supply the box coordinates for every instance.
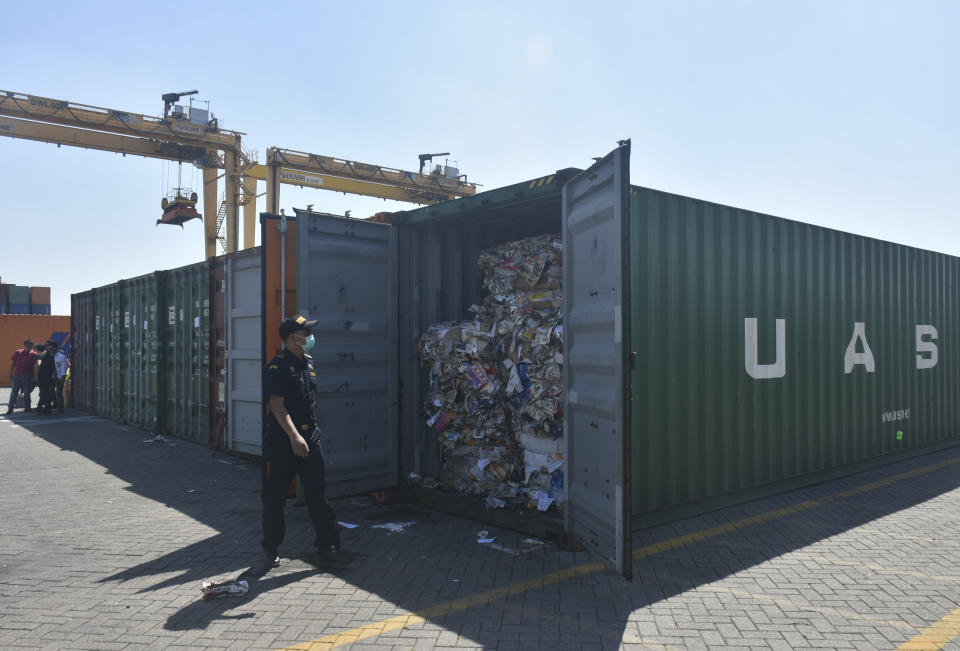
[417,234,565,513]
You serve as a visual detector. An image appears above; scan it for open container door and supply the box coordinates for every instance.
[226,252,263,455]
[296,210,399,498]
[562,141,633,578]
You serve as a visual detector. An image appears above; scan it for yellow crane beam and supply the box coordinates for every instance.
[0,90,242,151]
[244,164,437,203]
[0,116,218,166]
[264,147,477,209]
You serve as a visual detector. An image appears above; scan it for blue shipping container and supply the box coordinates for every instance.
[49,331,71,359]
[30,304,52,315]
[8,303,30,314]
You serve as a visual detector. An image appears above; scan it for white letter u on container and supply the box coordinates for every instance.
[744,318,786,379]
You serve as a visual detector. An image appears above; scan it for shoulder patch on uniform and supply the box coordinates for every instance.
[268,364,279,370]
[304,353,313,359]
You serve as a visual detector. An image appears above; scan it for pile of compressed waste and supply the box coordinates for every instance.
[417,234,565,512]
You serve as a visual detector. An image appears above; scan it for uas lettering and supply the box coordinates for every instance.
[745,319,939,380]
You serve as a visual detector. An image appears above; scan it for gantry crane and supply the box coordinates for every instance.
[0,89,247,259]
[0,89,480,258]
[242,147,477,221]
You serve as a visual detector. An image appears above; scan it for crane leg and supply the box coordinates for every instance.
[225,150,239,254]
[243,174,257,249]
[203,164,218,260]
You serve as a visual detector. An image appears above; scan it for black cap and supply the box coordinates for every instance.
[279,314,317,340]
[46,340,58,349]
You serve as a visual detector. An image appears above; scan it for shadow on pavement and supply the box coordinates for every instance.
[164,567,316,632]
[9,403,960,649]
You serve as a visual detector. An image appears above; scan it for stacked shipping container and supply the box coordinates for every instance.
[0,285,52,314]
[70,252,257,445]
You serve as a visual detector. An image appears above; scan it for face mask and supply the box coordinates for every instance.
[302,334,316,352]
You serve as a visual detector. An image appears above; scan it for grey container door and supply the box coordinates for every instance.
[226,253,263,455]
[296,211,399,498]
[562,141,633,578]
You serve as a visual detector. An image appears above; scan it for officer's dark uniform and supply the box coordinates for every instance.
[37,344,57,414]
[261,317,339,558]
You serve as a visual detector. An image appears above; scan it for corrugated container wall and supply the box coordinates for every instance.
[162,262,210,443]
[122,273,165,432]
[0,315,72,388]
[225,246,264,456]
[9,286,29,305]
[210,256,228,450]
[70,292,94,409]
[93,283,124,420]
[0,284,10,312]
[30,287,51,305]
[628,187,960,520]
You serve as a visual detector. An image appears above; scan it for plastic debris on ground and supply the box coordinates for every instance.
[371,521,417,534]
[201,579,249,600]
[476,530,497,544]
[418,234,565,513]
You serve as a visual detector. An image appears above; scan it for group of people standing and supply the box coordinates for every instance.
[7,338,68,415]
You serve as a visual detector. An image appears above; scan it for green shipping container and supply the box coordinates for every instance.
[162,261,210,443]
[121,273,166,432]
[92,283,124,420]
[293,142,960,577]
[70,291,95,411]
[629,186,960,517]
[9,285,30,305]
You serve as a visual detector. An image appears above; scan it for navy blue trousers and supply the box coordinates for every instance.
[261,429,338,553]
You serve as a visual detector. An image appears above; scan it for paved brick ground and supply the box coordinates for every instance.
[2,387,960,650]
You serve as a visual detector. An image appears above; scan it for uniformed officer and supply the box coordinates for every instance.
[261,314,350,568]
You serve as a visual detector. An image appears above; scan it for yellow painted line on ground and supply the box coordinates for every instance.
[282,455,960,651]
[899,607,960,650]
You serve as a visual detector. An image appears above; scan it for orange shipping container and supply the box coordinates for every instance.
[262,213,298,362]
[29,286,51,305]
[0,314,71,387]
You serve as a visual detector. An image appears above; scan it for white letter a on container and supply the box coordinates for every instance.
[844,322,876,373]
[744,318,786,379]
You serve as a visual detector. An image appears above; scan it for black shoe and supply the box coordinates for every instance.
[24,406,31,413]
[262,546,280,568]
[4,408,11,415]
[310,548,355,568]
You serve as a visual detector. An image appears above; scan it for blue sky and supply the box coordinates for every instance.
[2,1,958,314]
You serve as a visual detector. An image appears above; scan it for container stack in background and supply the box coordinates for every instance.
[0,278,69,388]
[417,234,566,513]
[0,282,51,315]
